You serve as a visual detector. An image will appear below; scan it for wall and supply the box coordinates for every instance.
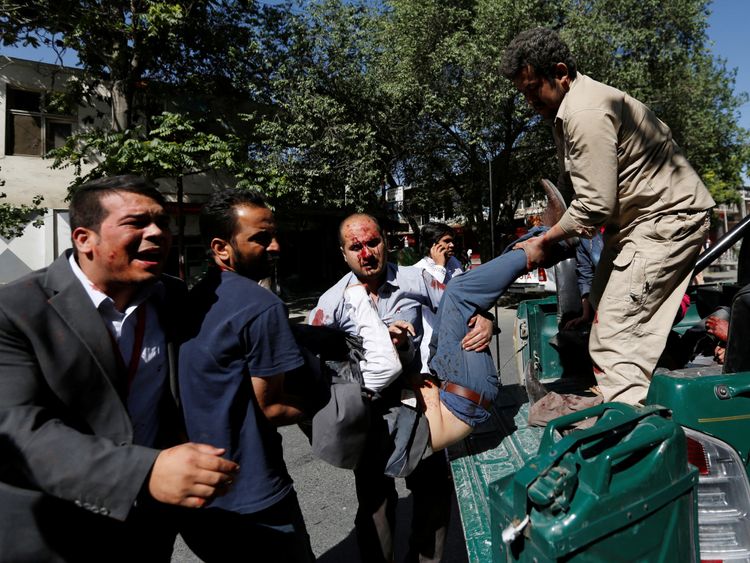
[0,57,234,283]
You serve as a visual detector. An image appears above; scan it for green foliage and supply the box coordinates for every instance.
[0,193,45,240]
[3,0,748,257]
[1,1,270,128]
[558,0,749,205]
[245,0,748,256]
[2,1,279,195]
[236,0,391,211]
[49,112,244,192]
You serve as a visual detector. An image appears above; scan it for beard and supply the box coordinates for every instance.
[231,245,273,281]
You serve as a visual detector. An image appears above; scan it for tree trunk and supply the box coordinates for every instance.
[111,80,130,132]
[406,214,421,250]
[177,176,186,281]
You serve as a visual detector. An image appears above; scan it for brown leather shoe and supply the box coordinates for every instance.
[537,177,579,262]
[539,178,567,227]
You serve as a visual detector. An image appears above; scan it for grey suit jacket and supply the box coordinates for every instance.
[0,251,185,561]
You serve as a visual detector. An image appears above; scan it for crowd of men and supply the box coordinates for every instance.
[0,28,719,562]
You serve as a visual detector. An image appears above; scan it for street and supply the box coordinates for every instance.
[173,304,520,562]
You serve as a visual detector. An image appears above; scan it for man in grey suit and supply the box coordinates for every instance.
[0,176,238,562]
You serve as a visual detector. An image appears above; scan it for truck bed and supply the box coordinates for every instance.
[447,293,729,561]
[448,386,541,562]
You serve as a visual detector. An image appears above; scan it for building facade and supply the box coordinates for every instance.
[0,56,233,284]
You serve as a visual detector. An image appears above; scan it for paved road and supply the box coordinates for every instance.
[173,304,520,562]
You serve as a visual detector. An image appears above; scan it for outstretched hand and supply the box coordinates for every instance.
[148,443,239,508]
[514,236,547,270]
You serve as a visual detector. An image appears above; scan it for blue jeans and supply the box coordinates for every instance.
[428,228,559,426]
[428,248,528,426]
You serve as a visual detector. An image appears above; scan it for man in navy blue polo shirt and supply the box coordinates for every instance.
[179,187,313,562]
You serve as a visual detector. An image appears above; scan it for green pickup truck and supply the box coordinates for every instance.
[449,218,750,562]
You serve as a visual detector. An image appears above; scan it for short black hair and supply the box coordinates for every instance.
[69,175,166,233]
[501,27,577,82]
[420,222,455,257]
[199,186,268,246]
[338,213,384,246]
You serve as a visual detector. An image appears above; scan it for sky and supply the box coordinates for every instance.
[2,1,748,130]
[707,0,749,132]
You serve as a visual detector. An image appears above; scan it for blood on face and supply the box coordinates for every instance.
[340,218,386,280]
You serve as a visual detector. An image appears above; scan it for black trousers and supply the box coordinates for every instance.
[180,490,314,563]
[353,416,452,563]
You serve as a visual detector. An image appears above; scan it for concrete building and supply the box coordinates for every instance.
[0,56,231,284]
[0,56,96,283]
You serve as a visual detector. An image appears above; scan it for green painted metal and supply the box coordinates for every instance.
[518,296,701,382]
[452,298,708,562]
[490,403,698,562]
[647,368,750,467]
[449,390,543,562]
[516,296,561,381]
[672,302,702,335]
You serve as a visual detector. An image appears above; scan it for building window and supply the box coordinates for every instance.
[5,86,76,156]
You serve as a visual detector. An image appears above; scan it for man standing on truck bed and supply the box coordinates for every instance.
[501,28,715,405]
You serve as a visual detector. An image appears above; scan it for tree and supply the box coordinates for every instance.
[0,162,45,240]
[3,0,747,261]
[1,1,284,192]
[250,0,748,258]
[0,192,45,240]
[49,112,243,185]
[238,0,392,212]
[1,1,284,274]
[1,1,265,129]
[558,0,749,205]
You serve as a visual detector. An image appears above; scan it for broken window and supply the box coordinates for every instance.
[5,86,76,156]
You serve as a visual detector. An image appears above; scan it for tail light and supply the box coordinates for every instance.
[537,268,547,282]
[685,427,750,562]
